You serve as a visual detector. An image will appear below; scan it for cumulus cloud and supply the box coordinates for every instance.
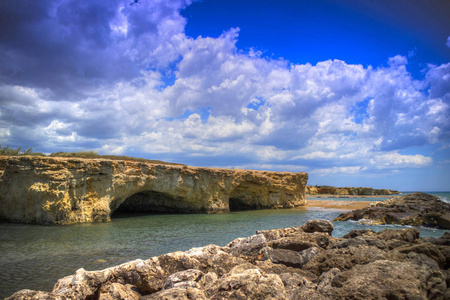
[0,0,448,178]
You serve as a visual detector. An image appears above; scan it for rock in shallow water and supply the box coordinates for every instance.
[6,219,450,300]
[334,192,450,229]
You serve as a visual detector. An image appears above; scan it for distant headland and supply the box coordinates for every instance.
[306,185,400,196]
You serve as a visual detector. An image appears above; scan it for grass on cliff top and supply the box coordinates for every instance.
[0,146,183,166]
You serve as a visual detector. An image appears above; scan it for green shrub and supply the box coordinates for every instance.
[0,145,35,156]
[50,151,99,158]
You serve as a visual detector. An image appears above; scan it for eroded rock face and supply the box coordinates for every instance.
[0,156,307,224]
[7,219,450,300]
[334,192,450,229]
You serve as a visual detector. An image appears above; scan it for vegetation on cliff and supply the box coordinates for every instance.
[0,145,182,166]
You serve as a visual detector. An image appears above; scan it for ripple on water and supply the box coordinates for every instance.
[0,205,448,298]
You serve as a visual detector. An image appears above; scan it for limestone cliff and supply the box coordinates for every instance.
[0,156,308,225]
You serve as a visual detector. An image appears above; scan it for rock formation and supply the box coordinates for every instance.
[0,156,307,225]
[7,219,450,299]
[334,192,450,229]
[306,186,399,196]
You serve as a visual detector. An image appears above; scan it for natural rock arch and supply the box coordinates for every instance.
[0,156,308,224]
[111,190,197,216]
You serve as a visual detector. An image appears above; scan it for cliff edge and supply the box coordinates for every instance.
[0,156,308,225]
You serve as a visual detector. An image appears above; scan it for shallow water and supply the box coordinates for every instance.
[0,192,448,298]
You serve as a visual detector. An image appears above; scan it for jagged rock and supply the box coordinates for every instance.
[228,234,267,257]
[163,269,204,290]
[303,245,403,275]
[320,260,447,300]
[5,290,63,300]
[299,247,322,266]
[259,247,302,268]
[341,228,376,239]
[6,220,450,300]
[268,236,318,252]
[329,236,387,250]
[396,243,447,269]
[98,283,142,300]
[142,288,207,300]
[0,156,307,225]
[300,219,334,235]
[335,192,450,229]
[204,266,288,300]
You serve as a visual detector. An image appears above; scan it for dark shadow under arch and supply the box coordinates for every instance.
[228,182,266,211]
[111,191,199,218]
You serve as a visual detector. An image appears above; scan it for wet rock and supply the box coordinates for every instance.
[300,219,334,235]
[335,192,450,229]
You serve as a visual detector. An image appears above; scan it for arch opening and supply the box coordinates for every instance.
[228,197,258,211]
[228,182,265,211]
[111,191,197,218]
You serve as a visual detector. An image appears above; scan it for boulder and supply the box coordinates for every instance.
[300,219,334,235]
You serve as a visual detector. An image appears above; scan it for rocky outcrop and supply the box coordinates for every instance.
[306,186,399,196]
[334,192,450,229]
[0,156,307,225]
[7,219,449,299]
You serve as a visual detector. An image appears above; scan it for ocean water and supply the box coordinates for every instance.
[0,191,448,298]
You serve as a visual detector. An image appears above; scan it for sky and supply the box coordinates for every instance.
[0,0,449,191]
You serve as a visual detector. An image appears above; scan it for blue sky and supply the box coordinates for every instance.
[0,0,449,191]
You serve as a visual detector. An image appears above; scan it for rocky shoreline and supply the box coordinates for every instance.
[335,192,450,229]
[7,219,449,300]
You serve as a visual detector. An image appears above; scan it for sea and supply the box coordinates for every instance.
[0,191,448,298]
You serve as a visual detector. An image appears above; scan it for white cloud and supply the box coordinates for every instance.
[370,153,433,169]
[0,0,448,180]
[311,166,364,176]
[388,55,408,67]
